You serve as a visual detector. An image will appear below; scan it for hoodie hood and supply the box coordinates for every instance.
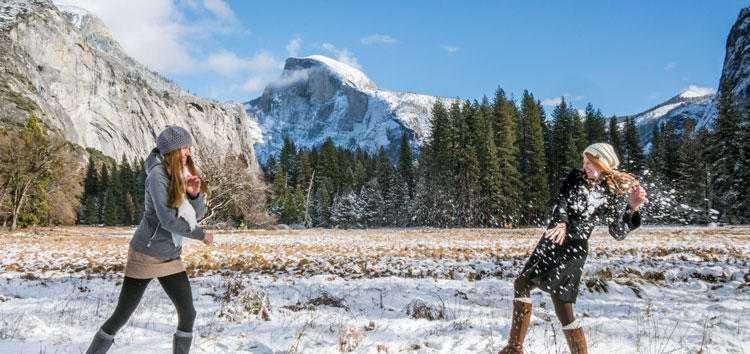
[144,149,163,174]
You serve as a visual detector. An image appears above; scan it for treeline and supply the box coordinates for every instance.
[78,153,147,226]
[644,85,750,224]
[0,115,81,230]
[0,114,268,230]
[265,86,750,228]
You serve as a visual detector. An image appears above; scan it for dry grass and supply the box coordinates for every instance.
[0,226,748,288]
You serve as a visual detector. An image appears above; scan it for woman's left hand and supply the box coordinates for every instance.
[544,222,567,245]
[628,185,646,211]
[186,175,201,198]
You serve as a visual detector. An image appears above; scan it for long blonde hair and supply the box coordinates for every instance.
[162,149,210,208]
[585,152,638,196]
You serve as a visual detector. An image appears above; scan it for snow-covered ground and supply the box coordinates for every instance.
[0,226,748,353]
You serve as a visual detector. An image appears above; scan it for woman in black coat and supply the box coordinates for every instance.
[499,143,647,354]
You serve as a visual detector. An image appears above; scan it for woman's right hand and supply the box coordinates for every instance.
[203,232,214,245]
[544,222,567,245]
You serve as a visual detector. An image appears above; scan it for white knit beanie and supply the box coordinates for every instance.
[583,143,619,171]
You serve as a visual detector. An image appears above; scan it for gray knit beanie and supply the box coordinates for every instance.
[156,126,193,155]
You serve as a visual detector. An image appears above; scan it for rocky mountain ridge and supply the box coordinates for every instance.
[244,55,457,164]
[0,0,260,170]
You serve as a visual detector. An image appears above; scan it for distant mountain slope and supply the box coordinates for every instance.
[244,55,457,163]
[0,0,260,169]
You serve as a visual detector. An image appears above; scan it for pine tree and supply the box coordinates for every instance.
[518,91,550,226]
[572,109,586,155]
[677,119,709,223]
[549,98,578,196]
[293,185,306,225]
[608,116,623,156]
[296,150,312,191]
[376,146,393,198]
[119,154,135,224]
[709,86,743,222]
[330,187,363,229]
[385,173,408,226]
[98,164,110,222]
[397,134,415,200]
[622,117,644,176]
[102,187,119,225]
[360,178,385,227]
[730,112,750,222]
[270,164,287,218]
[133,158,146,222]
[491,88,521,226]
[584,103,607,145]
[102,164,122,225]
[312,181,331,227]
[452,101,479,226]
[83,195,98,224]
[474,99,502,226]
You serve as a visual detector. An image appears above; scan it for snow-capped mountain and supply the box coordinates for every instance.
[629,5,750,150]
[244,55,457,164]
[0,0,260,169]
[719,6,750,117]
[630,88,716,150]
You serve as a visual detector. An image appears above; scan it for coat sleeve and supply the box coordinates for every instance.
[147,169,206,241]
[188,192,207,220]
[551,170,580,226]
[605,196,641,241]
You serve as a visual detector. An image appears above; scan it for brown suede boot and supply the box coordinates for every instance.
[498,300,532,354]
[562,327,588,354]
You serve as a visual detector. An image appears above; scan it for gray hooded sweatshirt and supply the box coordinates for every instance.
[129,150,206,259]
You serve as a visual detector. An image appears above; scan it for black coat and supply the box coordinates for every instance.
[522,169,641,303]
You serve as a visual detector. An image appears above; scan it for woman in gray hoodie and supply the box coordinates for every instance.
[85,126,214,354]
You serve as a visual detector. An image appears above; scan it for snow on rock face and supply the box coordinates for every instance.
[246,55,456,164]
[630,92,717,151]
[0,0,260,169]
[719,6,750,116]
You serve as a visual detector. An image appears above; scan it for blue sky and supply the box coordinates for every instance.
[57,0,748,116]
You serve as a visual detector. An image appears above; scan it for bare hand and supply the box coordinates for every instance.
[186,175,201,198]
[628,185,646,211]
[543,223,567,245]
[203,232,214,245]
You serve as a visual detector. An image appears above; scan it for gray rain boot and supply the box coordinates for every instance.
[85,328,114,354]
[173,330,193,354]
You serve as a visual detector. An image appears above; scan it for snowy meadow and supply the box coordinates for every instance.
[0,226,748,353]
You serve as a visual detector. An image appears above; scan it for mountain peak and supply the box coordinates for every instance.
[282,55,377,91]
[678,85,715,99]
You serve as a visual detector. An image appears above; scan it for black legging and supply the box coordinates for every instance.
[101,271,196,335]
[513,266,575,326]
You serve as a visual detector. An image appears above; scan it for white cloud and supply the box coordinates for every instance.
[682,76,690,81]
[202,0,237,23]
[361,34,396,45]
[321,43,361,69]
[269,68,311,89]
[664,62,676,71]
[541,93,582,106]
[286,37,302,57]
[648,91,660,100]
[440,45,459,53]
[53,0,243,75]
[241,77,264,93]
[576,109,585,117]
[541,97,562,106]
[681,85,715,98]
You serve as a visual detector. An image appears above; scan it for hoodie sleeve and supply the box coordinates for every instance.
[605,195,641,241]
[147,168,205,241]
[188,192,207,220]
